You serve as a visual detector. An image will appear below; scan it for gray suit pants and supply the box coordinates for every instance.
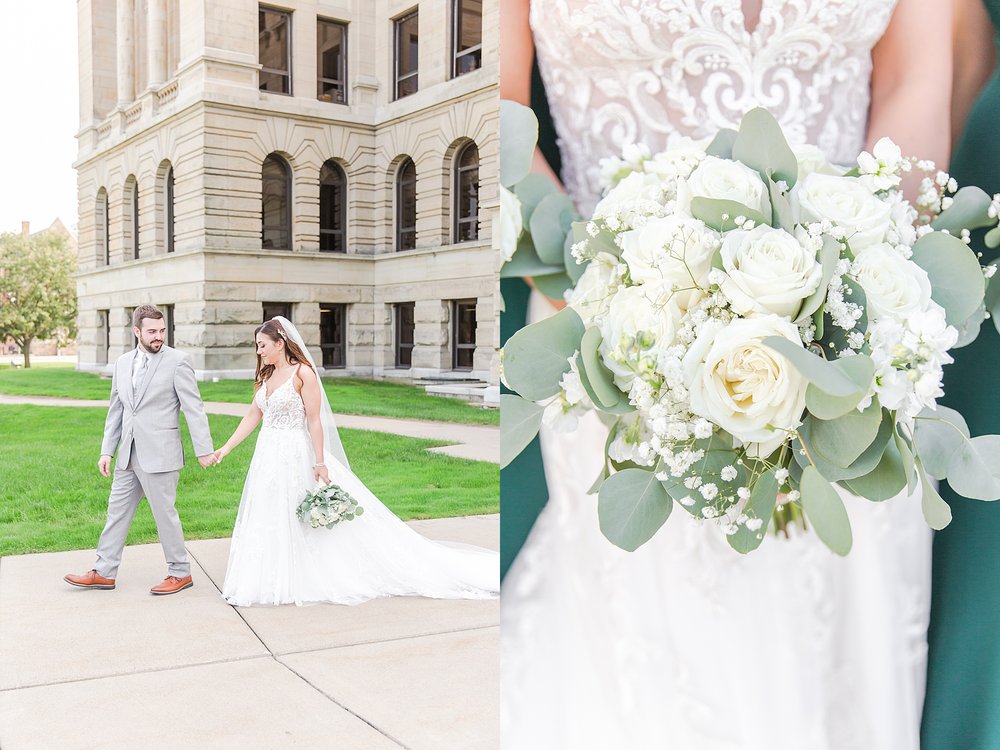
[94,443,190,578]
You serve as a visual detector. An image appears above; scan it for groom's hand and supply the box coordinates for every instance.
[98,455,112,477]
[197,454,217,469]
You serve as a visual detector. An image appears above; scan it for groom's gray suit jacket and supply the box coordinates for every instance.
[100,345,213,473]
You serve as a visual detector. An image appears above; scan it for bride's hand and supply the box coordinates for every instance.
[213,447,230,464]
[314,463,330,485]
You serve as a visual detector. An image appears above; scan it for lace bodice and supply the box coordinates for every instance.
[530,0,898,213]
[256,374,306,431]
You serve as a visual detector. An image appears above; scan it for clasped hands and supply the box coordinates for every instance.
[97,451,221,475]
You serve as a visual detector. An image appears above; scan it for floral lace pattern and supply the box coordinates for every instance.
[530,0,897,213]
[256,375,307,432]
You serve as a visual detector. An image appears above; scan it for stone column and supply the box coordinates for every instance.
[116,0,134,106]
[147,0,166,87]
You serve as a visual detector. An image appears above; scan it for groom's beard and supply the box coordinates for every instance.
[138,335,163,354]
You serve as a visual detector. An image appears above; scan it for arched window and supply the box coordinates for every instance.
[319,161,346,253]
[166,167,175,253]
[262,154,292,250]
[396,158,416,251]
[97,188,109,266]
[454,143,479,242]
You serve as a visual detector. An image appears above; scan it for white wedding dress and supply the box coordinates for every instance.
[502,1,932,748]
[222,371,499,606]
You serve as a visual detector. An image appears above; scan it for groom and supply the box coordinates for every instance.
[64,304,216,595]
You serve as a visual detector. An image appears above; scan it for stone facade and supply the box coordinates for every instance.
[75,0,499,389]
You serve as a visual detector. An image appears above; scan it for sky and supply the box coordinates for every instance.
[0,2,79,235]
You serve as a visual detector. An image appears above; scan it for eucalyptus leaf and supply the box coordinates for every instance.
[572,221,622,259]
[917,459,953,530]
[986,275,1000,337]
[728,469,779,554]
[499,100,538,187]
[500,395,544,469]
[762,337,867,397]
[910,230,986,326]
[768,178,795,233]
[843,429,906,501]
[795,407,892,482]
[575,353,635,415]
[690,197,770,233]
[578,327,625,411]
[533,272,574,300]
[986,225,1000,249]
[503,306,584,401]
[803,354,874,419]
[796,236,841,323]
[706,128,738,158]
[513,173,558,225]
[732,107,799,187]
[799,399,882,468]
[932,186,996,234]
[598,468,674,551]
[912,405,969,480]
[501,237,564,278]
[952,303,986,349]
[946,435,1000,501]
[800,465,853,555]
[530,192,578,265]
[896,428,917,496]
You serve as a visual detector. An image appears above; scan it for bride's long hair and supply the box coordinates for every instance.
[253,319,314,391]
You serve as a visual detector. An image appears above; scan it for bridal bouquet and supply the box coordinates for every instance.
[296,483,364,529]
[501,106,1000,556]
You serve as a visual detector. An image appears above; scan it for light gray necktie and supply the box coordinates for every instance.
[132,352,148,400]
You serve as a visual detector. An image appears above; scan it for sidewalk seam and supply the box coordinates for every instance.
[272,623,500,657]
[275,657,412,750]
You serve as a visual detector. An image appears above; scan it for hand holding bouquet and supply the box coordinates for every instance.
[501,105,1000,556]
[296,483,364,529]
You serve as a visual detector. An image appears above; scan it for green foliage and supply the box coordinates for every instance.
[762,336,869,397]
[0,230,78,366]
[800,466,853,556]
[731,107,799,188]
[728,468,778,554]
[945,435,1000,500]
[803,355,874,419]
[577,327,629,412]
[910,230,985,327]
[796,236,840,323]
[500,395,543,469]
[529,193,578,265]
[912,405,969,479]
[931,186,996,234]
[917,458,952,530]
[690,197,770,232]
[598,467,673,551]
[502,306,584,402]
[500,101,538,187]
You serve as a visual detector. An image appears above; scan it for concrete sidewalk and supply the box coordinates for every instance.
[0,394,499,464]
[0,515,499,750]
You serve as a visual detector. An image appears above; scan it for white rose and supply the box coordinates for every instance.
[718,225,823,318]
[793,173,892,251]
[677,156,770,217]
[618,215,717,310]
[593,171,664,224]
[792,144,845,180]
[683,315,808,457]
[851,243,932,321]
[567,251,620,324]
[499,185,523,262]
[599,283,681,389]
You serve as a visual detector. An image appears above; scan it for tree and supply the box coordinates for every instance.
[0,230,78,368]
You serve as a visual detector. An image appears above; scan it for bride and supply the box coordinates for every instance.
[215,316,499,606]
[501,0,951,748]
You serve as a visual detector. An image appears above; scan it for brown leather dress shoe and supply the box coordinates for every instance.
[64,569,116,590]
[150,575,193,595]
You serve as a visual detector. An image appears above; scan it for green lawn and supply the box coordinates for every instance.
[0,405,498,556]
[0,363,498,426]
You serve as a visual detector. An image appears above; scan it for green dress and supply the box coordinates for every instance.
[921,10,1000,747]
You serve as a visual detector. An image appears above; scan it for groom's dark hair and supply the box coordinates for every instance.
[132,304,164,329]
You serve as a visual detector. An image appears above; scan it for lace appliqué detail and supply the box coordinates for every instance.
[530,0,898,213]
[257,376,307,432]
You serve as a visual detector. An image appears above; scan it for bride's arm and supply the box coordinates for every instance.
[867,0,953,197]
[501,0,568,309]
[297,366,330,484]
[213,396,263,462]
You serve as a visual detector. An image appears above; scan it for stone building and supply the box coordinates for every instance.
[74,0,498,398]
